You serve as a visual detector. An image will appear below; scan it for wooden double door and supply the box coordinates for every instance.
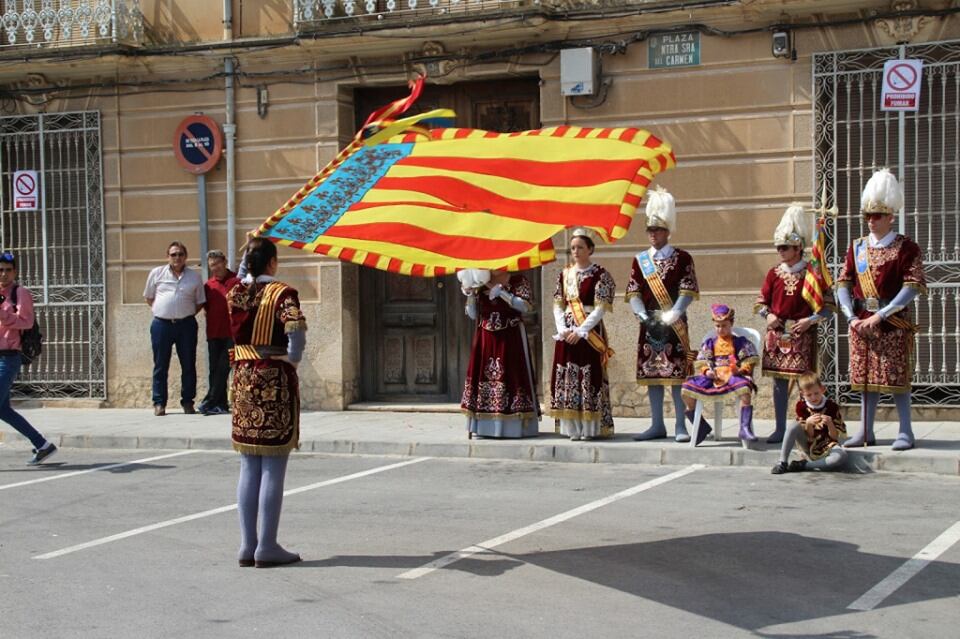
[357,78,542,402]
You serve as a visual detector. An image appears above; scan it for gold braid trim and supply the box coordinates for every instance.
[252,282,288,344]
[232,441,299,455]
[284,319,307,333]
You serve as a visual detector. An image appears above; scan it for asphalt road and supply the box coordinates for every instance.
[1,448,958,638]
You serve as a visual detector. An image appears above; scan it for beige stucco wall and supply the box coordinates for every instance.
[7,1,960,413]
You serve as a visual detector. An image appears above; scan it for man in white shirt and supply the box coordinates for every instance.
[143,242,206,416]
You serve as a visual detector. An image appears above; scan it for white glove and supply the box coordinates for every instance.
[636,311,650,322]
[660,309,679,325]
[488,284,504,300]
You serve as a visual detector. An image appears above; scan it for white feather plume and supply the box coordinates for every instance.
[772,203,813,247]
[645,186,677,234]
[457,269,490,290]
[861,168,903,214]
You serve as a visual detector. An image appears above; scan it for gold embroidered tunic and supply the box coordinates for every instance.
[227,280,307,455]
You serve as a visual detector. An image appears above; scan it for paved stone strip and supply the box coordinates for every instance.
[19,433,960,477]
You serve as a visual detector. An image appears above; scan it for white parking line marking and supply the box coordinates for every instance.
[34,457,431,560]
[397,463,704,580]
[0,450,202,491]
[848,519,960,611]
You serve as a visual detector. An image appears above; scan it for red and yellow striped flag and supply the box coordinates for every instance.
[802,216,834,313]
[257,80,676,275]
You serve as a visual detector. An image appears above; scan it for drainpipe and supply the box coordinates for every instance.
[223,1,237,269]
[224,59,237,270]
[223,0,233,40]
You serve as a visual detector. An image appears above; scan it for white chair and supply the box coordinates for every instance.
[690,326,762,446]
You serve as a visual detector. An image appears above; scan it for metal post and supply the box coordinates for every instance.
[224,57,237,270]
[39,115,49,304]
[898,44,907,235]
[198,173,209,280]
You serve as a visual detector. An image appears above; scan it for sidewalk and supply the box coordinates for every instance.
[1,408,958,476]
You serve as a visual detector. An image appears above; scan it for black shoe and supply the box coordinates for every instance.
[182,402,196,415]
[788,459,808,472]
[28,443,57,465]
[771,461,789,475]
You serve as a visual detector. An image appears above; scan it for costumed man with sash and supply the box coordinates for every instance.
[549,229,616,441]
[754,204,834,443]
[625,187,700,442]
[837,169,927,450]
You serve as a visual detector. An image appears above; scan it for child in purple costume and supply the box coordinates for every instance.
[681,304,760,446]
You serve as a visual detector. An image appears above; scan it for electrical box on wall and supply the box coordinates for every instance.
[560,48,598,96]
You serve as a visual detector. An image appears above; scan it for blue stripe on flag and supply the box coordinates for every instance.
[268,143,414,244]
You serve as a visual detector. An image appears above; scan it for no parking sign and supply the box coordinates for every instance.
[881,59,923,111]
[173,115,223,175]
[13,170,39,211]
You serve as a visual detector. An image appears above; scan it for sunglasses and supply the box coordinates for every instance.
[0,267,13,272]
[168,252,186,258]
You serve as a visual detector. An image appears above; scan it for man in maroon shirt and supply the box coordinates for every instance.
[198,250,239,415]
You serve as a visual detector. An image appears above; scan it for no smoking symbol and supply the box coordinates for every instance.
[888,63,917,91]
[15,173,35,195]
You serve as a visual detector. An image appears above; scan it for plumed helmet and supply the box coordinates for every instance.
[861,168,903,216]
[773,203,813,247]
[644,185,676,234]
[456,269,491,289]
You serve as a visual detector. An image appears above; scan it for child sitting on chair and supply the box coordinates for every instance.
[772,372,848,474]
[681,303,759,447]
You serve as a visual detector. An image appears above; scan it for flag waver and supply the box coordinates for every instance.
[257,79,676,275]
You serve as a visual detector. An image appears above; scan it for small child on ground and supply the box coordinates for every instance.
[772,372,848,474]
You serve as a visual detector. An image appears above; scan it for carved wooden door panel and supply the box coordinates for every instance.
[357,79,541,402]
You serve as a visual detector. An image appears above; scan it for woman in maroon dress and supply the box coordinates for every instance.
[549,231,616,441]
[460,269,540,438]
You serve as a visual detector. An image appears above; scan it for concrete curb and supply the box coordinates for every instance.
[25,432,960,477]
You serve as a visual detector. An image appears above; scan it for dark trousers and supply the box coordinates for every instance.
[201,337,233,410]
[150,316,198,407]
[0,353,47,449]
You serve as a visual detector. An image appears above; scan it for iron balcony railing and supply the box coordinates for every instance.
[0,0,144,50]
[295,0,527,26]
[292,0,686,28]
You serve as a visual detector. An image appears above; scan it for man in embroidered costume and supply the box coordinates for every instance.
[625,187,699,442]
[837,169,926,451]
[681,304,760,446]
[228,238,307,567]
[550,230,616,441]
[755,204,834,443]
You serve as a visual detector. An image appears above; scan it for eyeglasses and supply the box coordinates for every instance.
[0,267,13,273]
[775,245,793,252]
[168,252,186,258]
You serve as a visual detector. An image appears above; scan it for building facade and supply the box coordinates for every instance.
[1,0,958,416]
